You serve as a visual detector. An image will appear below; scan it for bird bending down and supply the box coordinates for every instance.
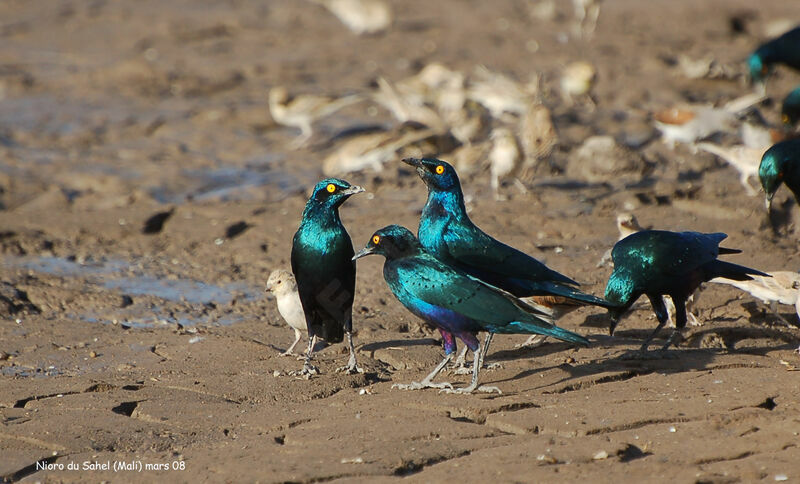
[291,178,364,375]
[269,86,363,148]
[266,269,314,356]
[403,157,616,357]
[759,138,800,212]
[597,214,700,328]
[604,230,767,356]
[748,26,800,86]
[353,225,589,394]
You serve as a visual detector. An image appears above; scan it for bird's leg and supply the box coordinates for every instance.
[392,353,454,391]
[661,296,686,351]
[336,331,364,374]
[452,345,472,375]
[641,295,669,354]
[281,328,303,356]
[442,333,502,394]
[291,336,319,377]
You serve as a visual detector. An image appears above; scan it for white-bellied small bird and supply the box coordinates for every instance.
[711,271,799,326]
[489,126,523,200]
[597,213,644,268]
[269,86,363,149]
[560,61,597,107]
[653,92,765,150]
[308,0,392,35]
[696,142,766,197]
[266,270,312,356]
[519,101,558,177]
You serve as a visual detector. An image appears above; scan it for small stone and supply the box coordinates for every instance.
[775,475,788,482]
[593,450,608,460]
[89,351,97,358]
[273,370,282,377]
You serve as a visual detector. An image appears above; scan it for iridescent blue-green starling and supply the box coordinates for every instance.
[605,230,767,354]
[291,178,364,375]
[403,157,616,313]
[759,138,800,211]
[748,26,800,85]
[353,225,589,394]
[781,86,800,127]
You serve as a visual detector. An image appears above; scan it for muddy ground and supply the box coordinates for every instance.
[2,0,800,482]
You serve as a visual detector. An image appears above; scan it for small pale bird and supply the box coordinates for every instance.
[696,142,767,196]
[711,271,800,326]
[653,92,765,150]
[489,127,523,200]
[269,86,363,148]
[596,213,644,268]
[519,101,558,178]
[309,0,392,35]
[266,270,311,356]
[561,61,597,107]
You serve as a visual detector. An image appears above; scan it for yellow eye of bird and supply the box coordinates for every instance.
[435,165,445,175]
[372,235,381,245]
[783,114,790,124]
[326,183,336,193]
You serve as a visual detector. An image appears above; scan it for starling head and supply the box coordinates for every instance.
[402,157,461,193]
[308,178,365,208]
[353,225,421,261]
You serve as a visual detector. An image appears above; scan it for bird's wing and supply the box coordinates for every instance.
[392,255,553,325]
[612,231,723,279]
[442,224,578,286]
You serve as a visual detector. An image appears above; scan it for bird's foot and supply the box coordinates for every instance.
[452,363,472,375]
[279,350,297,357]
[516,335,546,348]
[392,380,453,391]
[290,362,320,378]
[335,362,364,374]
[687,314,702,327]
[485,362,503,371]
[440,385,502,395]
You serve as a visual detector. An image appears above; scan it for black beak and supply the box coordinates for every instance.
[341,185,365,196]
[353,246,375,260]
[401,158,423,168]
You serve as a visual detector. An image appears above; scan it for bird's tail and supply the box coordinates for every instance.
[318,94,364,119]
[710,260,769,282]
[538,281,621,310]
[501,320,590,347]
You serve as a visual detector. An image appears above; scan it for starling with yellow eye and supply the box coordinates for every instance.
[291,178,364,375]
[354,225,588,394]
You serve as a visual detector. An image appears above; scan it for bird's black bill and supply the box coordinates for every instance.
[341,185,365,196]
[401,157,423,167]
[353,246,375,260]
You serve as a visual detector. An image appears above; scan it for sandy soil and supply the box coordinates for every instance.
[2,0,800,482]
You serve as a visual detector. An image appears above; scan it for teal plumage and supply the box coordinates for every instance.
[354,225,588,393]
[759,138,800,211]
[403,157,614,311]
[291,178,364,374]
[748,26,800,84]
[605,230,767,353]
[782,85,800,127]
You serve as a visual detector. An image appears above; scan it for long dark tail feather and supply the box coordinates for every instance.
[718,247,743,255]
[493,320,590,346]
[539,281,621,310]
[710,260,769,282]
